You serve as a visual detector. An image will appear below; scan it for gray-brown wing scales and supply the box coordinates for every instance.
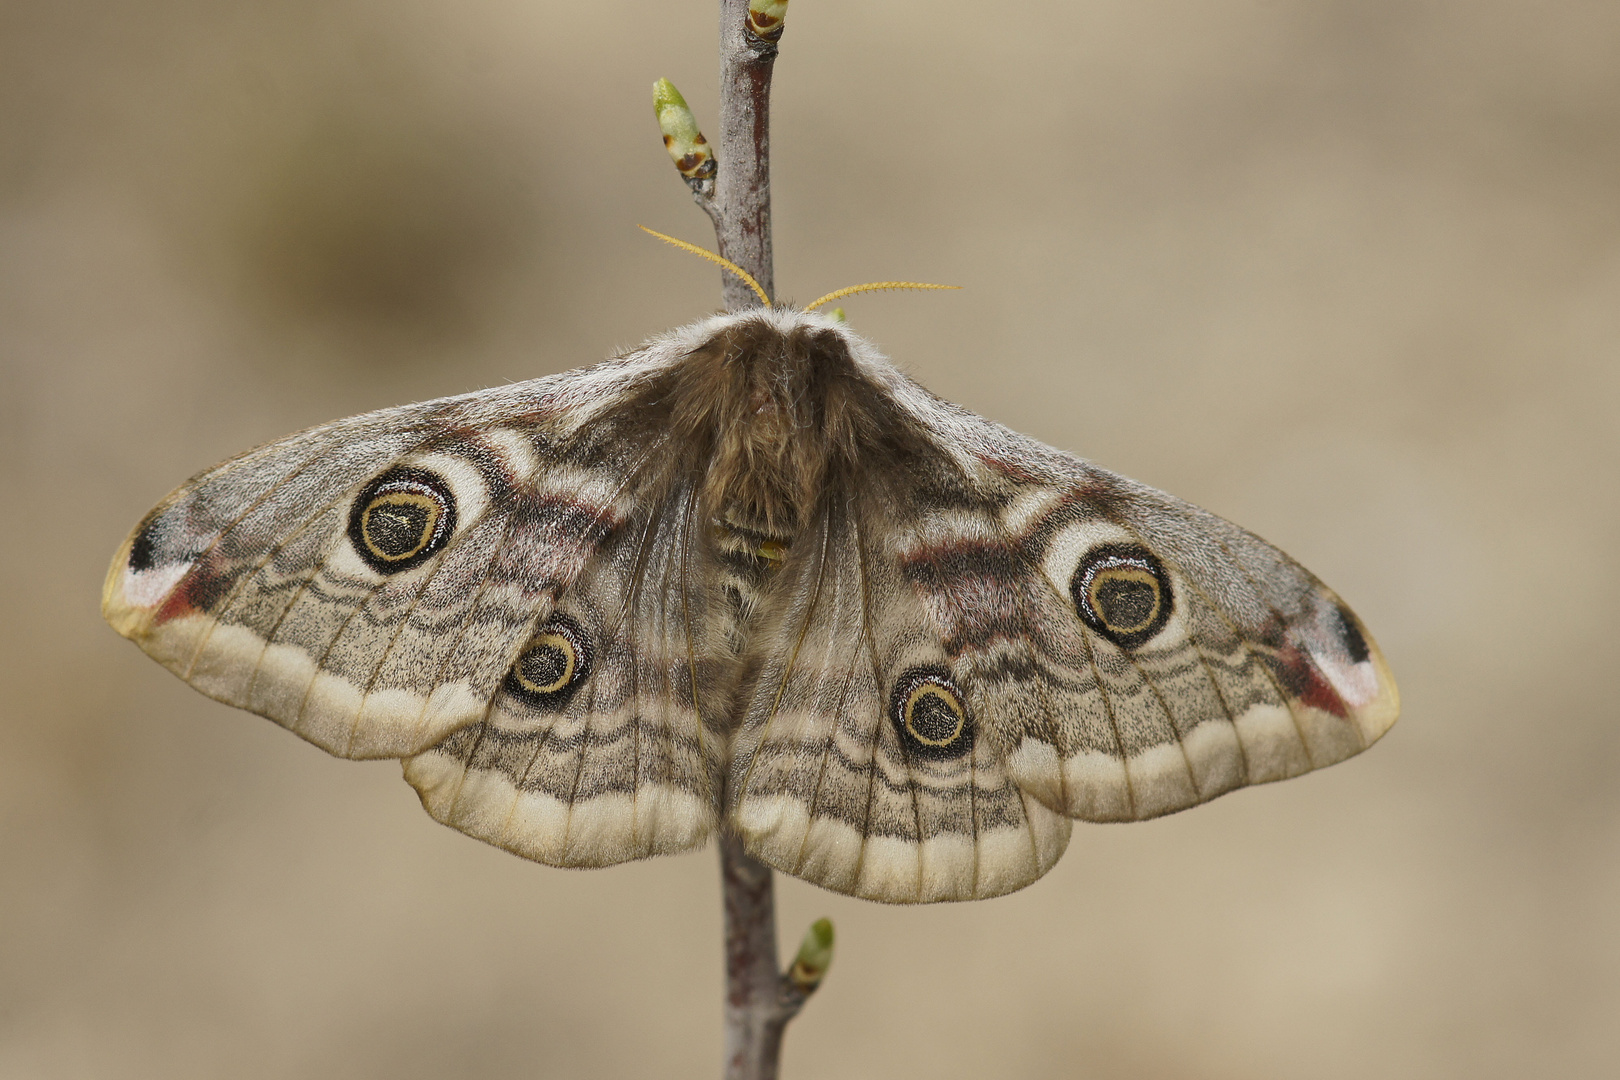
[104,414,635,761]
[107,367,726,867]
[729,499,1072,904]
[404,481,727,867]
[909,459,1399,826]
[732,439,1395,904]
[103,371,666,761]
[102,403,447,715]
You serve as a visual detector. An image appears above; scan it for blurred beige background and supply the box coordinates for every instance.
[3,1,1617,1077]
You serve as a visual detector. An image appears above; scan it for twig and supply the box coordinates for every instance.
[712,0,793,1066]
[712,0,778,310]
[654,3,832,1077]
[720,836,787,1079]
[720,833,834,1080]
[708,3,798,1074]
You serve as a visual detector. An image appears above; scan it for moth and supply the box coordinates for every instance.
[103,272,1398,904]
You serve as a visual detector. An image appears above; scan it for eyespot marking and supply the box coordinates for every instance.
[1071,543,1173,649]
[889,668,973,759]
[347,467,457,574]
[504,615,592,709]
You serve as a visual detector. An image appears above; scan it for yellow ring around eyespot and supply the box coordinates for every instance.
[1087,566,1161,633]
[362,491,442,562]
[514,633,576,695]
[904,682,966,747]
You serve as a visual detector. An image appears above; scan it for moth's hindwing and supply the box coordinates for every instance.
[729,501,1073,903]
[401,479,728,867]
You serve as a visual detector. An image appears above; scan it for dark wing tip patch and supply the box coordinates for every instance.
[128,512,162,572]
[1333,603,1371,664]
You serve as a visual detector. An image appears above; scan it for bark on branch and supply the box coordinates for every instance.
[700,3,828,1078]
[711,0,797,1065]
[720,834,817,1080]
[712,0,778,311]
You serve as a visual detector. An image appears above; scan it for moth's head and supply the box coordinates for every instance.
[665,303,925,403]
[640,296,952,536]
[680,305,861,357]
[650,308,873,533]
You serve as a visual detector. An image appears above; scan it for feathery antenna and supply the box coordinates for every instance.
[638,225,772,308]
[804,281,960,312]
[639,226,959,315]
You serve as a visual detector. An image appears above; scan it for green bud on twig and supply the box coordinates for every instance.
[653,78,716,180]
[788,917,835,995]
[747,0,788,42]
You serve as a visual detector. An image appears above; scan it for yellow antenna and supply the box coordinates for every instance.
[638,226,959,314]
[804,281,960,312]
[637,225,772,308]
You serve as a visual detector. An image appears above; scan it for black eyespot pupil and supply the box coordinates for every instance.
[907,689,962,744]
[1093,575,1158,632]
[346,468,457,575]
[516,642,571,692]
[504,616,592,709]
[889,668,973,759]
[364,500,434,558]
[1071,544,1174,649]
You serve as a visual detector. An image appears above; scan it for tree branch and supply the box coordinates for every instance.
[655,4,831,1076]
[721,835,787,1079]
[720,834,832,1080]
[714,0,791,1059]
[712,0,778,310]
[711,0,791,1071]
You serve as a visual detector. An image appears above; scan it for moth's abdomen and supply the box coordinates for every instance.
[710,508,794,629]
